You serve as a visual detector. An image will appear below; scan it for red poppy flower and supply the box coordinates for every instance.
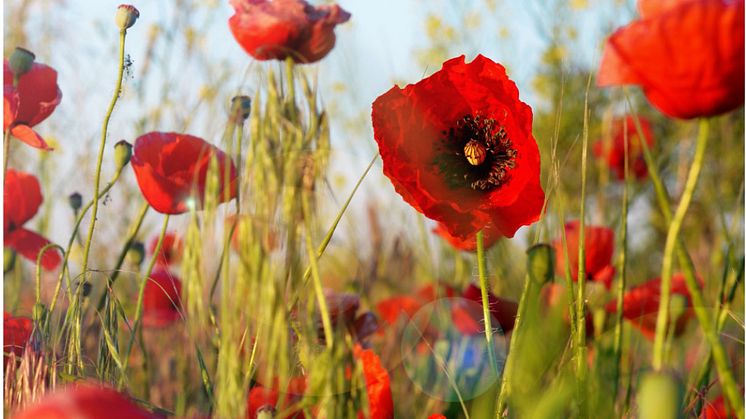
[3,60,61,150]
[433,221,501,252]
[246,377,306,419]
[454,283,518,335]
[553,221,615,289]
[149,232,183,266]
[321,289,378,343]
[700,395,732,419]
[142,269,182,328]
[353,345,393,419]
[372,55,545,240]
[428,415,447,419]
[13,383,161,419]
[597,0,745,119]
[4,170,61,270]
[593,115,655,180]
[376,284,456,326]
[131,132,238,215]
[228,0,351,64]
[3,312,33,366]
[605,273,697,340]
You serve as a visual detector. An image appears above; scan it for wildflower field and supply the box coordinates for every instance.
[2,0,745,418]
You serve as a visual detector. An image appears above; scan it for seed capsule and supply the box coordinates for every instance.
[464,139,487,166]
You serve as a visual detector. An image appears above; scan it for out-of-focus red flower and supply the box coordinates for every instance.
[13,383,161,419]
[3,311,33,366]
[376,284,456,326]
[428,415,447,419]
[228,0,351,63]
[553,221,615,289]
[131,132,238,215]
[318,290,378,344]
[4,170,61,270]
[433,221,501,252]
[142,269,182,328]
[246,377,306,419]
[540,283,596,338]
[593,115,655,180]
[149,232,183,267]
[700,395,733,419]
[455,283,518,335]
[3,60,61,150]
[598,0,744,119]
[371,55,545,240]
[605,273,696,340]
[353,345,393,419]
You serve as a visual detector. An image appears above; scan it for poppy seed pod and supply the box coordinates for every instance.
[637,371,683,419]
[4,249,15,273]
[68,192,82,211]
[115,4,140,31]
[114,140,133,170]
[230,95,252,123]
[127,241,145,266]
[9,47,35,79]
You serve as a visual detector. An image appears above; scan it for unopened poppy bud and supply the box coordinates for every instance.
[526,243,554,287]
[127,241,145,266]
[9,47,35,78]
[114,140,133,170]
[69,192,83,211]
[230,95,252,123]
[32,302,47,324]
[637,371,683,419]
[81,281,92,297]
[4,249,16,273]
[115,4,140,30]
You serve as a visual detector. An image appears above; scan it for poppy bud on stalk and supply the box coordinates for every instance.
[9,47,35,80]
[4,249,16,273]
[127,241,145,266]
[230,95,252,123]
[114,140,133,170]
[637,371,683,419]
[68,192,83,212]
[526,243,554,287]
[115,4,140,31]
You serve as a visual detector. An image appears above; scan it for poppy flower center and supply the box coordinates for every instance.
[435,114,517,191]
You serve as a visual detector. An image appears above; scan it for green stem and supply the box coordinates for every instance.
[302,192,333,349]
[574,96,591,413]
[496,273,530,415]
[625,96,743,417]
[120,214,170,387]
[80,28,128,285]
[95,202,150,312]
[46,170,124,330]
[476,230,499,377]
[612,116,631,404]
[652,119,709,370]
[4,127,11,175]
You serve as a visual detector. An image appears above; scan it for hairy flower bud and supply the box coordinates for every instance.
[115,4,140,30]
[230,95,252,123]
[9,47,35,79]
[114,140,133,170]
[69,192,83,212]
[127,241,146,266]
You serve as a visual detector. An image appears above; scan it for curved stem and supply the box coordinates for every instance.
[120,213,170,386]
[80,29,127,284]
[652,119,709,370]
[625,94,743,417]
[95,202,150,312]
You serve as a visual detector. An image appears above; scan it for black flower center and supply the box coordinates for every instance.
[434,114,517,191]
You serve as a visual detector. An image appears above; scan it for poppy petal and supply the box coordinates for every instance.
[10,124,52,150]
[5,228,62,271]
